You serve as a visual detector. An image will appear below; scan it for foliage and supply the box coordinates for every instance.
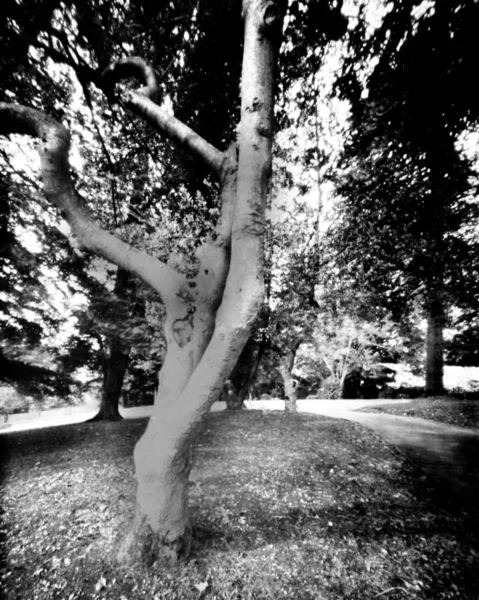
[0,0,254,408]
[248,196,321,398]
[445,320,479,367]
[333,0,479,308]
[1,411,478,599]
[322,0,479,395]
[0,168,86,401]
[312,315,387,399]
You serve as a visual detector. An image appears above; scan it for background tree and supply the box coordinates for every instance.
[331,0,479,395]
[0,166,87,409]
[265,198,321,410]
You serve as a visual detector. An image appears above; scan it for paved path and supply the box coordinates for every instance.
[2,399,478,506]
[294,401,479,507]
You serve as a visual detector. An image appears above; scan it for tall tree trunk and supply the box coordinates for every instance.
[119,1,284,564]
[224,334,266,409]
[0,0,285,567]
[237,335,266,401]
[90,269,132,421]
[423,155,447,397]
[424,295,445,396]
[224,380,244,409]
[279,346,299,413]
[91,338,129,421]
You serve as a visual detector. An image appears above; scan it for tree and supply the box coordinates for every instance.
[0,165,87,406]
[0,0,286,564]
[264,195,322,410]
[332,0,479,396]
[222,334,265,409]
[86,268,139,420]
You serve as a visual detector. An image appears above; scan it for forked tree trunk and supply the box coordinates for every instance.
[118,1,284,563]
[0,0,285,566]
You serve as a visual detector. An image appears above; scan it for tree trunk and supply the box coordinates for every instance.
[121,1,283,562]
[236,335,266,402]
[90,269,132,421]
[424,299,445,396]
[224,335,266,409]
[223,380,243,409]
[119,428,193,565]
[90,338,129,421]
[0,0,284,567]
[423,159,447,397]
[279,348,298,413]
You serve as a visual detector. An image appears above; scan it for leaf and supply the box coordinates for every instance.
[95,576,107,592]
[195,581,208,594]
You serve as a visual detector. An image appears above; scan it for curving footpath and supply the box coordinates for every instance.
[2,398,478,506]
[294,400,479,507]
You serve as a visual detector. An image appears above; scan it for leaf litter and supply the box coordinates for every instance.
[0,410,478,599]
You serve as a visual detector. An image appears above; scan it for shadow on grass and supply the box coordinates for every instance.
[191,470,479,600]
[1,411,478,600]
[0,418,148,471]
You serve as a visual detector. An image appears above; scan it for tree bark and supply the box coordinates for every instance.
[279,347,299,413]
[424,296,446,396]
[0,0,285,566]
[91,338,129,421]
[90,269,133,421]
[237,335,267,402]
[123,2,283,563]
[223,380,244,410]
[224,335,266,409]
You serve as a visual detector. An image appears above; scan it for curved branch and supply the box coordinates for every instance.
[100,57,224,175]
[0,102,185,304]
[101,56,160,102]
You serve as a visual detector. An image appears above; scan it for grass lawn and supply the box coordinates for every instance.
[0,410,478,600]
[359,398,479,430]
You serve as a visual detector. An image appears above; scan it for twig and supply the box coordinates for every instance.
[374,587,409,597]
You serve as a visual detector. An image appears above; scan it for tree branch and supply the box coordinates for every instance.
[101,56,160,102]
[0,102,185,304]
[100,57,224,175]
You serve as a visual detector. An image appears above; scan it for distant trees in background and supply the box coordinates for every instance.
[2,0,479,416]
[330,0,479,396]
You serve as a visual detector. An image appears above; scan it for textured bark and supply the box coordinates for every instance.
[424,299,446,396]
[0,0,284,565]
[224,380,244,410]
[90,269,133,421]
[90,338,128,421]
[279,348,298,413]
[119,433,193,566]
[121,1,284,562]
[224,337,265,409]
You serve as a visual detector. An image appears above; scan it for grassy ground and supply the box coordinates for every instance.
[359,397,479,430]
[1,411,478,600]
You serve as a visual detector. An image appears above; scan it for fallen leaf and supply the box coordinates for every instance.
[195,580,208,593]
[95,576,106,592]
